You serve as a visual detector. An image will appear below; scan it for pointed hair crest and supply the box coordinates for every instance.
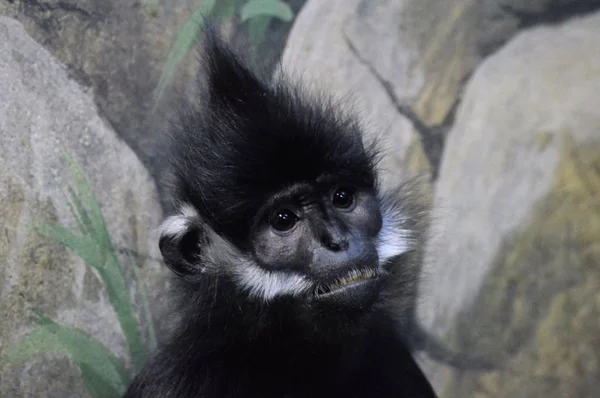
[167,27,380,246]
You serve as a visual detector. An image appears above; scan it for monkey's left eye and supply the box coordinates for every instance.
[332,187,355,209]
[269,208,299,232]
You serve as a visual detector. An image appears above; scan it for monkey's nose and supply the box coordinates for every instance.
[321,231,349,252]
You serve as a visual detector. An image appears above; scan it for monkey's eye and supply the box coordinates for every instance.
[332,187,355,209]
[269,208,298,232]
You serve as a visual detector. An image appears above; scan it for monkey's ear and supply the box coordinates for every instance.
[201,26,265,109]
[158,204,206,277]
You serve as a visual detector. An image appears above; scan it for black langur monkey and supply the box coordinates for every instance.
[124,27,437,398]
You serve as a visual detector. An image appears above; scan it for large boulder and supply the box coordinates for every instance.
[419,11,600,397]
[397,0,600,124]
[282,0,600,182]
[0,17,167,397]
[0,0,203,187]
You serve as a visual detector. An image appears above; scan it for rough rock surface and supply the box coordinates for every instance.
[283,0,600,182]
[0,0,306,207]
[281,0,428,187]
[419,11,600,397]
[2,0,600,395]
[0,17,167,397]
[0,0,203,189]
[400,0,600,125]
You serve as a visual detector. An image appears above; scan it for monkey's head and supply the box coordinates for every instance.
[159,30,419,316]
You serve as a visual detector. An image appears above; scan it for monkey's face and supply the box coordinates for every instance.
[250,181,384,308]
[159,179,411,313]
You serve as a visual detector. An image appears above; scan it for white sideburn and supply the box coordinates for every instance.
[159,204,199,240]
[377,212,411,264]
[233,263,312,301]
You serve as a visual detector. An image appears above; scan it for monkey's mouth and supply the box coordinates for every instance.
[314,268,380,297]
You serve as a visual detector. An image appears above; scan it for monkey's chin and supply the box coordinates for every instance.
[313,276,383,310]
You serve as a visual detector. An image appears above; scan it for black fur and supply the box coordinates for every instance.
[124,27,436,398]
[172,31,377,248]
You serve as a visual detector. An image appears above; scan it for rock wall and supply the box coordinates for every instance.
[420,11,600,397]
[2,0,600,396]
[0,17,167,397]
[0,0,306,208]
[0,0,204,194]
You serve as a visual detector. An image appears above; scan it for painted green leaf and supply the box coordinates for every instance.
[240,0,293,22]
[213,0,245,21]
[153,0,216,107]
[248,15,271,53]
[128,252,157,353]
[36,222,103,270]
[80,363,124,398]
[5,314,130,397]
[64,153,113,250]
[65,185,93,235]
[36,154,148,371]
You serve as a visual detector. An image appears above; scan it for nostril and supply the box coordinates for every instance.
[327,241,340,251]
[326,238,348,252]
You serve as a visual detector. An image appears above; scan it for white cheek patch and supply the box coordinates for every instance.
[232,262,312,301]
[159,203,199,240]
[377,212,412,265]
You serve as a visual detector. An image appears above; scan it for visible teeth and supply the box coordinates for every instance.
[317,268,378,295]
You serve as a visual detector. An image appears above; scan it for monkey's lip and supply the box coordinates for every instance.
[314,268,380,297]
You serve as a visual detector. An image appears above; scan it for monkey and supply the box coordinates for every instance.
[124,26,437,398]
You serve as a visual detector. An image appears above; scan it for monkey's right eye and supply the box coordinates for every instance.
[269,209,298,232]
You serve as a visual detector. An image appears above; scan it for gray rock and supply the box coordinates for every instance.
[419,11,600,396]
[0,0,204,185]
[0,17,167,397]
[400,0,600,123]
[281,0,427,187]
[283,0,600,182]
